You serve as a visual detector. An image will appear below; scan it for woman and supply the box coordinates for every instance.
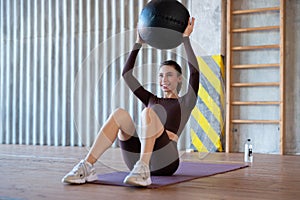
[62,17,199,187]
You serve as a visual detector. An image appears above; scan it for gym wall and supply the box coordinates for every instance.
[1,0,299,154]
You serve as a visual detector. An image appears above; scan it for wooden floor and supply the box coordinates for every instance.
[0,144,299,200]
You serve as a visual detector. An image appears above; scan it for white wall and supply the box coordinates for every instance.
[190,0,225,55]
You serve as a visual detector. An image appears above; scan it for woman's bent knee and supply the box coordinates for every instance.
[112,108,129,117]
[110,108,130,127]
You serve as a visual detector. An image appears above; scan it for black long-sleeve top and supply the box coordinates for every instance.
[122,37,199,137]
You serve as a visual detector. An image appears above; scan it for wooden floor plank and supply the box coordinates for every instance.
[0,144,299,200]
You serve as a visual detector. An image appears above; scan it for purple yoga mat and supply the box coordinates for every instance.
[92,162,248,188]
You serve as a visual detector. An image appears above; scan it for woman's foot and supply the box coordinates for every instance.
[123,160,151,186]
[62,160,97,184]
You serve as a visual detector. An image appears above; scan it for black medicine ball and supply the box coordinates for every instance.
[138,0,190,49]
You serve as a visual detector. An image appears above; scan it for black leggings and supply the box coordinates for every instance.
[119,130,179,176]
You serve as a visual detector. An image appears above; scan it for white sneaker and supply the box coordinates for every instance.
[123,160,151,186]
[61,160,97,184]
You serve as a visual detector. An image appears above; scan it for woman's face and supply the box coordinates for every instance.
[159,65,182,94]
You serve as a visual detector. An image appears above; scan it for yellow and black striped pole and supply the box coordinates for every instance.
[190,55,225,152]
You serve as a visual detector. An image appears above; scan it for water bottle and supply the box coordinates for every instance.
[244,139,253,163]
